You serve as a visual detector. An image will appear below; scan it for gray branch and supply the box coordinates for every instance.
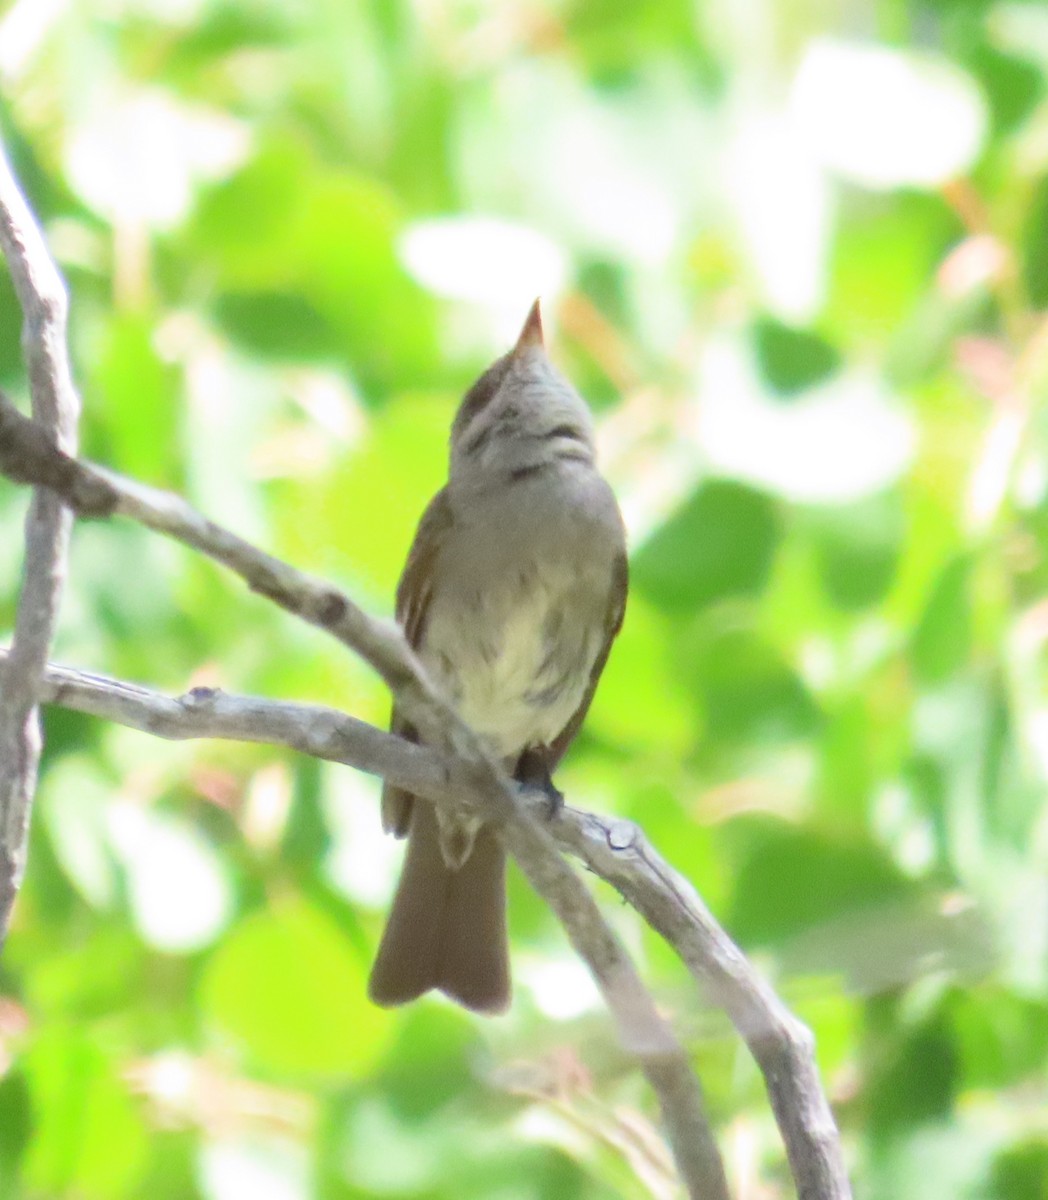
[0,404,728,1198]
[3,651,853,1200]
[0,135,80,937]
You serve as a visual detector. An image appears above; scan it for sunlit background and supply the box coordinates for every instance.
[1,0,1048,1197]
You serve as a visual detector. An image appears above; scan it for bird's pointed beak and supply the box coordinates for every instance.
[512,298,544,357]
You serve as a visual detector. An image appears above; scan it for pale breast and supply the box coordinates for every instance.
[421,469,621,758]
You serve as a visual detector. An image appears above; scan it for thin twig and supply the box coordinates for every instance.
[0,407,729,1199]
[2,650,853,1199]
[0,135,79,939]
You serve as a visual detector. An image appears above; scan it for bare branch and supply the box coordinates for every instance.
[557,816,853,1200]
[0,134,80,938]
[0,413,729,1199]
[5,651,853,1199]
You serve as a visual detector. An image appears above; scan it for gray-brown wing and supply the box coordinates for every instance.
[546,549,628,770]
[381,487,454,837]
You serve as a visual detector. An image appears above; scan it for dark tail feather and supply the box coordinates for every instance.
[368,800,510,1014]
[436,822,509,1012]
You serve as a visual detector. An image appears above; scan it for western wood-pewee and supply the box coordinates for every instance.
[368,300,628,1014]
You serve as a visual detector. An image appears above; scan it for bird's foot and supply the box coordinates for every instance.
[515,748,564,821]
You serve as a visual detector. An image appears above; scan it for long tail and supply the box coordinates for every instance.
[368,799,510,1014]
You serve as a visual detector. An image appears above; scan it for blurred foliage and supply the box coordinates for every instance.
[1,0,1048,1197]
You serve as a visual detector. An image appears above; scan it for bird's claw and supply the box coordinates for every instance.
[515,748,564,821]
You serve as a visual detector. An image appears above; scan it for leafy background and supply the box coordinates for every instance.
[1,0,1047,1197]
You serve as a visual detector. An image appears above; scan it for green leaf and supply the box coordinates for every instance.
[827,193,956,343]
[290,174,436,389]
[212,291,343,359]
[1024,177,1048,308]
[989,1141,1048,1200]
[21,1027,149,1199]
[585,594,693,753]
[866,1115,996,1200]
[912,556,972,683]
[752,317,841,397]
[132,1130,202,1200]
[633,481,780,613]
[867,999,958,1135]
[726,822,913,948]
[373,1006,478,1118]
[271,390,452,600]
[684,624,820,747]
[564,0,715,85]
[807,491,905,610]
[966,43,1043,135]
[90,313,181,483]
[19,924,145,1022]
[818,697,876,823]
[200,897,391,1078]
[189,136,311,289]
[0,267,23,385]
[952,987,1048,1089]
[0,1070,31,1195]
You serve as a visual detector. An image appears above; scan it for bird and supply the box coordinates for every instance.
[368,299,628,1014]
